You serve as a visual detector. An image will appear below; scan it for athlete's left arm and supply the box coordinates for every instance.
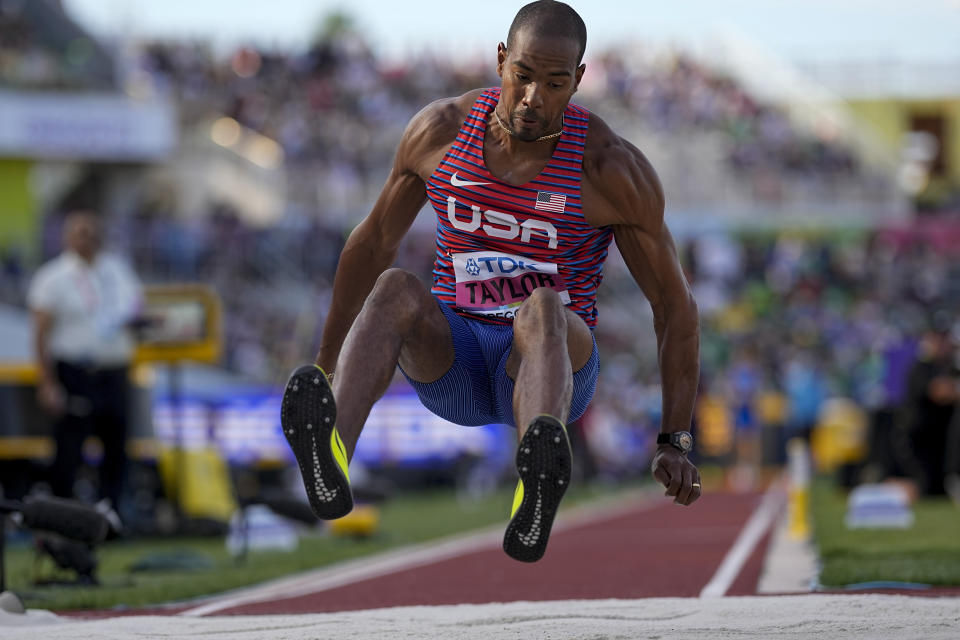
[583,134,702,506]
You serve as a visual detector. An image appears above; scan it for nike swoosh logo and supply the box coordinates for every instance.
[310,434,338,502]
[450,172,492,188]
[518,488,542,547]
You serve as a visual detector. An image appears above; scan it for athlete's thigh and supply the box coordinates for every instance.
[505,305,594,379]
[397,294,456,383]
[562,307,595,372]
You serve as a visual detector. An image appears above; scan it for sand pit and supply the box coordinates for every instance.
[3,594,959,639]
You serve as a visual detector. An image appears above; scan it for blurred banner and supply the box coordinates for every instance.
[0,91,176,161]
[151,384,512,469]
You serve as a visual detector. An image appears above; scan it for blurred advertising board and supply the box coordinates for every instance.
[135,284,222,365]
[0,91,175,161]
[152,384,512,470]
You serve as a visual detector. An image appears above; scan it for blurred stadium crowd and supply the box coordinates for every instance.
[1,2,958,499]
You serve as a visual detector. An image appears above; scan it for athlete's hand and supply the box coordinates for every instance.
[651,445,702,506]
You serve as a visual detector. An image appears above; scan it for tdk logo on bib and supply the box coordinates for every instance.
[452,251,570,319]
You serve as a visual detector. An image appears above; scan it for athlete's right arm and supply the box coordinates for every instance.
[314,97,465,373]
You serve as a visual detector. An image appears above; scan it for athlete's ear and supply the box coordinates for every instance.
[497,42,507,77]
[573,63,585,92]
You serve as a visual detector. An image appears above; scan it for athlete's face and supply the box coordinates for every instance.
[496,28,584,142]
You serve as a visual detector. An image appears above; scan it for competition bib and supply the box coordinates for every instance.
[452,251,570,319]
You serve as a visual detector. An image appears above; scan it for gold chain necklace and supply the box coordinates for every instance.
[494,110,564,142]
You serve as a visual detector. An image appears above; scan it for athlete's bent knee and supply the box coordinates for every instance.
[369,269,430,318]
[374,267,420,290]
[371,268,424,299]
[515,287,567,337]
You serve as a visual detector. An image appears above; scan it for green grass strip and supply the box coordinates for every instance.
[811,477,960,587]
[3,481,635,611]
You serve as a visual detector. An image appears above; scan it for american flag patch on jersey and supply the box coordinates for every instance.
[535,191,567,213]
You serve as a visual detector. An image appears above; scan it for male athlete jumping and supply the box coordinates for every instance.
[282,0,701,562]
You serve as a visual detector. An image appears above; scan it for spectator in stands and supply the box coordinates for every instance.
[783,349,827,443]
[946,408,960,504]
[728,343,762,489]
[862,325,918,482]
[28,210,143,511]
[900,319,959,496]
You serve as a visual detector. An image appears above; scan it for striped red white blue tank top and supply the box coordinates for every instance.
[427,88,613,328]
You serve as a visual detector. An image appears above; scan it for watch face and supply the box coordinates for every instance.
[677,432,693,451]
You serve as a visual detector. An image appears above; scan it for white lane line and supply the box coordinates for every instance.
[699,485,785,599]
[179,489,660,617]
[179,526,504,617]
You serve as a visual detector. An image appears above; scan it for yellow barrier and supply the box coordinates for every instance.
[0,363,38,385]
[158,446,238,522]
[328,505,380,538]
[786,438,812,541]
[0,436,159,461]
[0,436,53,460]
[811,398,868,473]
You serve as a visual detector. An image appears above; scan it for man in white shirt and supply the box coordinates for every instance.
[28,210,143,510]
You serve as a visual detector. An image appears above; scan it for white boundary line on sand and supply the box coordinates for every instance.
[699,483,785,599]
[179,488,661,617]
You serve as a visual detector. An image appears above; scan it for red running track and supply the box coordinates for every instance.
[219,491,770,616]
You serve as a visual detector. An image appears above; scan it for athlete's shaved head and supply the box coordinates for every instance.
[507,1,587,64]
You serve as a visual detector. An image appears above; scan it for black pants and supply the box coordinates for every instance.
[866,408,905,478]
[50,361,130,507]
[947,411,960,478]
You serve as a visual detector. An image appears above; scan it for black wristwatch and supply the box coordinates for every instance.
[657,431,693,454]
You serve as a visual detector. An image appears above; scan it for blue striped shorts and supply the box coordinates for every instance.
[399,298,599,427]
